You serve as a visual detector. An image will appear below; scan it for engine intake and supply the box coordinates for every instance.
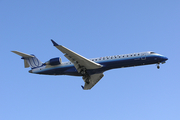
[45,57,62,66]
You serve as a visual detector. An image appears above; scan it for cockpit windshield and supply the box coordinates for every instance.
[150,52,156,54]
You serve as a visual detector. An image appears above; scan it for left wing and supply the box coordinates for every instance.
[83,73,104,90]
[51,40,102,73]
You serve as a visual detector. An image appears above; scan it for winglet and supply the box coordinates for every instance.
[51,39,59,46]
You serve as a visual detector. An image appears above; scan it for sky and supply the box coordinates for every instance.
[0,0,180,120]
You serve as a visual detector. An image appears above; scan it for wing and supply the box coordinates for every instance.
[51,40,102,73]
[83,73,104,90]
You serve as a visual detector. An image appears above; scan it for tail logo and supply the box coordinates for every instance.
[25,55,43,68]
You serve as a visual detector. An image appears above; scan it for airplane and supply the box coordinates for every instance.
[12,40,168,90]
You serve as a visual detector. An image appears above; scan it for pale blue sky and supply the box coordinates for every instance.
[1,0,180,120]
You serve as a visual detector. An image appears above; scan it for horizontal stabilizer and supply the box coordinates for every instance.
[11,51,34,58]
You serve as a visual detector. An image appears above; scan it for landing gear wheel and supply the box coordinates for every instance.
[79,67,86,75]
[157,65,160,69]
[80,69,86,75]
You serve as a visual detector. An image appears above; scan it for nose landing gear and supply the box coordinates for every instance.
[157,63,160,69]
[157,65,160,69]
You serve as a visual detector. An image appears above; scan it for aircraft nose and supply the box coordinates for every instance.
[162,56,168,61]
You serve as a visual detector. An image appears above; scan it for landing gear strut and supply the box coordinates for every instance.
[81,75,90,90]
[79,66,86,75]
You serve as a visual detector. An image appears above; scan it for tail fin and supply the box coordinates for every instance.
[12,51,43,68]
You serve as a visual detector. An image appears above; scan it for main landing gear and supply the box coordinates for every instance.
[81,74,90,90]
[83,74,90,84]
[80,68,90,84]
[79,66,91,89]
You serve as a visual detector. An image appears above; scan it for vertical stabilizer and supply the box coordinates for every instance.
[24,55,43,68]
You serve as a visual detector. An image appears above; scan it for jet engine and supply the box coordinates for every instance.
[45,57,62,66]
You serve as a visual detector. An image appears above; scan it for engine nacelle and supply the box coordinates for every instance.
[45,57,62,66]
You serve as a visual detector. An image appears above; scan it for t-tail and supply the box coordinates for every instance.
[11,51,43,69]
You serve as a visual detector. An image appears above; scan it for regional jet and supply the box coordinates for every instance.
[12,40,168,90]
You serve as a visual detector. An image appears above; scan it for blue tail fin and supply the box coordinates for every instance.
[12,51,43,68]
[24,55,43,68]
